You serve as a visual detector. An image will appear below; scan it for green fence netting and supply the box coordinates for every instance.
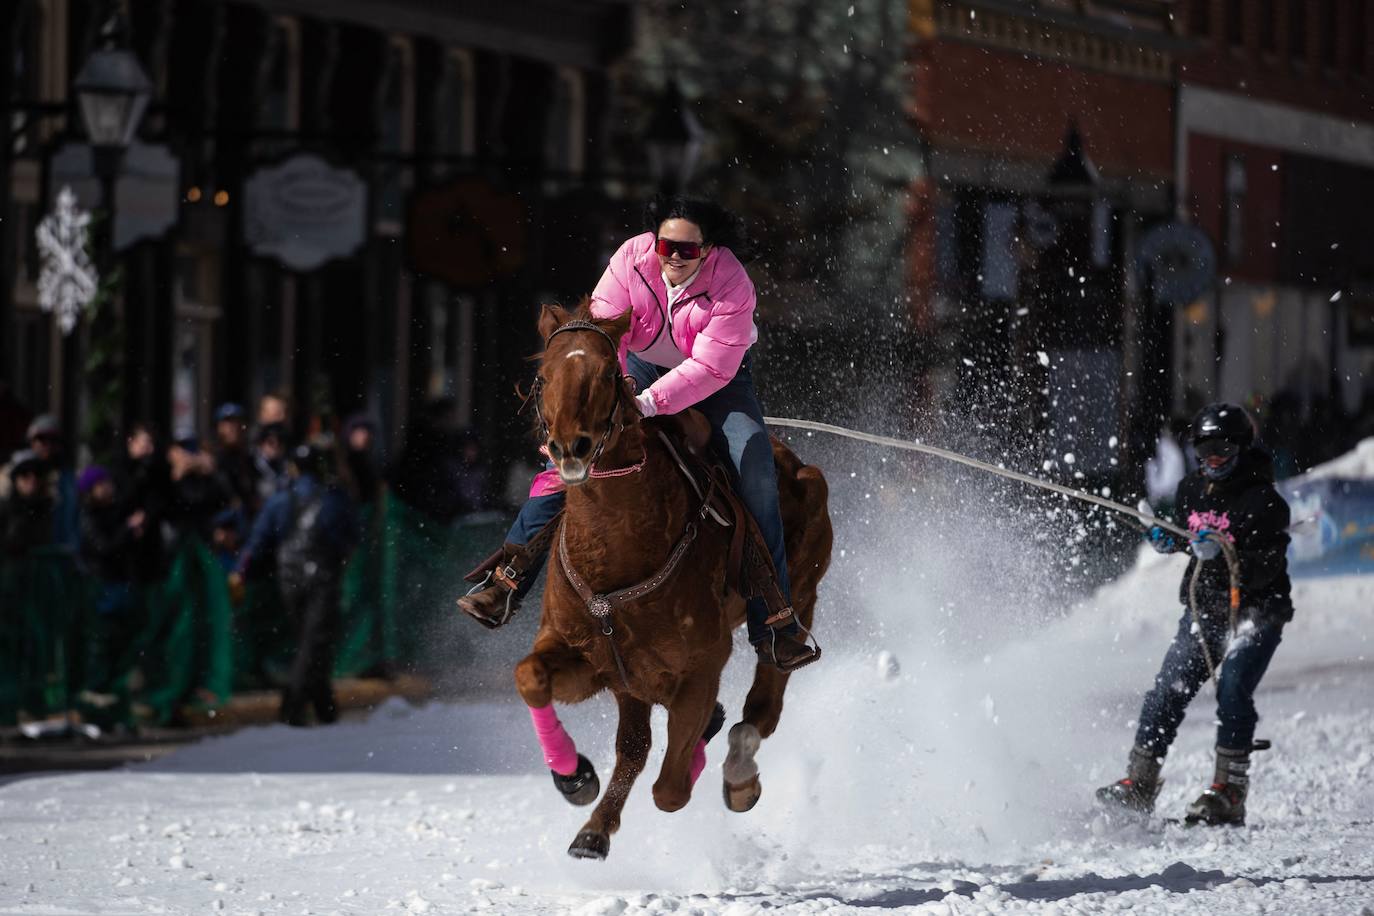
[0,493,512,727]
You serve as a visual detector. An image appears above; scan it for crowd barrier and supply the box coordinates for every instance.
[0,494,509,728]
[1279,477,1374,577]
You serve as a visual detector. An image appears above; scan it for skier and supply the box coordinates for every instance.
[1097,403,1293,826]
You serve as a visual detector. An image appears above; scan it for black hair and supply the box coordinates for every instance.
[643,194,755,263]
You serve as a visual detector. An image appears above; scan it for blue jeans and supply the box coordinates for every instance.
[1134,608,1283,754]
[506,352,792,642]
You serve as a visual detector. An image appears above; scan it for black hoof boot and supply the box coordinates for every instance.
[567,829,610,860]
[703,702,726,744]
[552,753,600,806]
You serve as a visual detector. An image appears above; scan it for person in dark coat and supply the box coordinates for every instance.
[166,437,231,544]
[0,449,53,557]
[77,465,139,695]
[342,413,382,506]
[0,415,79,552]
[1098,403,1293,827]
[212,402,260,519]
[231,437,359,726]
[113,423,169,585]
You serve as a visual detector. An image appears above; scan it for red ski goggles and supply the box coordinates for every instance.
[654,237,705,260]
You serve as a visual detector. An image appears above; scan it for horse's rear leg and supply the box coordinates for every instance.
[727,581,817,811]
[568,692,651,861]
[651,675,719,813]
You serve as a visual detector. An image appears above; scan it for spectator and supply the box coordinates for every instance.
[166,437,231,543]
[253,422,291,507]
[113,422,169,584]
[231,436,359,726]
[0,449,53,557]
[342,413,382,505]
[212,402,259,517]
[77,464,138,695]
[257,392,290,430]
[210,506,246,573]
[0,415,80,551]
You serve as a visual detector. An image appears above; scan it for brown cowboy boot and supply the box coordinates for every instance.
[754,608,821,672]
[739,527,820,672]
[456,543,528,629]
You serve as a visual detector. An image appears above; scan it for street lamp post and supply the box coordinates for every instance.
[68,9,152,454]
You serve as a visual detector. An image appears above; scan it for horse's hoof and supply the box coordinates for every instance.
[567,830,609,860]
[723,774,762,812]
[552,754,600,807]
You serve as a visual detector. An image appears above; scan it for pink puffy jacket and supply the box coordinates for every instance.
[589,231,758,416]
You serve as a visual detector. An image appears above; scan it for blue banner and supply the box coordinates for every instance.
[1278,477,1374,577]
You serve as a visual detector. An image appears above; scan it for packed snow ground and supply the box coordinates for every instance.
[3,447,1374,914]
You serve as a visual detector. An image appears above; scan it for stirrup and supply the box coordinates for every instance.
[459,570,521,630]
[757,616,822,672]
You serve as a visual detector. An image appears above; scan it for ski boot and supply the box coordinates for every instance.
[456,543,529,629]
[1096,745,1163,814]
[1185,746,1249,826]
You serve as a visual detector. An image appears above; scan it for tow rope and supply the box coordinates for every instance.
[765,416,1243,687]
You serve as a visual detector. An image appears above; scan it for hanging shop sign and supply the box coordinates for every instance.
[48,141,181,251]
[243,154,366,271]
[407,178,527,289]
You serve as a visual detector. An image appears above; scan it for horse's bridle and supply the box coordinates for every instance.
[532,319,630,469]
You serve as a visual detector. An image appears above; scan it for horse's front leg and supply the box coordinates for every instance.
[567,691,652,860]
[652,674,719,813]
[515,642,601,801]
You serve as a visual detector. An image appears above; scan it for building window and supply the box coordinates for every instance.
[376,38,415,232]
[1259,0,1277,53]
[1321,0,1339,69]
[545,67,585,178]
[1226,0,1244,46]
[1189,0,1212,37]
[1289,0,1308,64]
[431,49,475,179]
[1224,155,1247,264]
[259,19,299,131]
[1353,0,1369,74]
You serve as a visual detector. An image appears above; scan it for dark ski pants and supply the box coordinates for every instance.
[1134,608,1283,755]
[280,579,341,726]
[505,352,791,643]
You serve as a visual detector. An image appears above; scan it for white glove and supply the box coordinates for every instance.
[635,390,658,418]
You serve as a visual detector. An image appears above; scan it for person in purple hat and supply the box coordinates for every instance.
[77,464,140,696]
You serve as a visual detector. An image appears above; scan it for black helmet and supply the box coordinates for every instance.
[1190,402,1254,447]
[1190,402,1254,480]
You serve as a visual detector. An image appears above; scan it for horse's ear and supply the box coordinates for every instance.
[538,303,571,342]
[595,308,632,346]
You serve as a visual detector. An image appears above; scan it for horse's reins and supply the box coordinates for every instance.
[540,319,729,691]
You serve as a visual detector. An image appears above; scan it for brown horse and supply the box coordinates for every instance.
[513,301,833,860]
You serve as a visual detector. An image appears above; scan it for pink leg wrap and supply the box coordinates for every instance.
[529,704,578,776]
[689,739,707,786]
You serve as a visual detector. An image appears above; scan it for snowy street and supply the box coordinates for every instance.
[2,543,1371,915]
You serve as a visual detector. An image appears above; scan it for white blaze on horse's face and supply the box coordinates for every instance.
[541,327,620,486]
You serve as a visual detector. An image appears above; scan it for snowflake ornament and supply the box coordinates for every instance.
[35,186,98,336]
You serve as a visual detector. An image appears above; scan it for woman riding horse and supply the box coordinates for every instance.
[458,196,818,672]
